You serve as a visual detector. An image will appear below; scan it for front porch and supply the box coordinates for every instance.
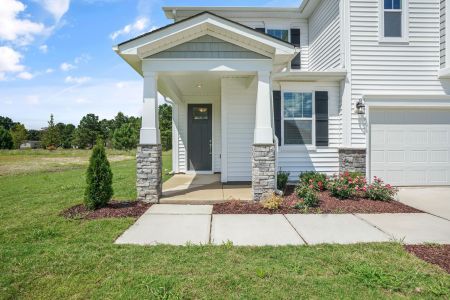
[161,174,252,204]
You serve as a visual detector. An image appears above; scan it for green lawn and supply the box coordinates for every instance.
[0,150,448,299]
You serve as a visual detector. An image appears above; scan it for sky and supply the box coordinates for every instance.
[0,0,299,129]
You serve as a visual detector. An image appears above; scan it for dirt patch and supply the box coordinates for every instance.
[213,186,421,214]
[61,200,151,220]
[405,245,450,273]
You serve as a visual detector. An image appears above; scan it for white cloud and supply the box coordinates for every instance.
[74,54,91,64]
[110,17,150,40]
[39,0,71,21]
[46,68,54,73]
[17,71,34,80]
[39,44,48,53]
[60,62,75,71]
[75,97,90,104]
[0,46,25,80]
[65,76,91,84]
[0,0,46,45]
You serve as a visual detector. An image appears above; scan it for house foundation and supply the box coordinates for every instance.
[252,144,276,201]
[136,144,162,203]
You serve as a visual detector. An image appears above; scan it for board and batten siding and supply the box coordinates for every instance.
[308,0,342,71]
[277,81,342,180]
[221,77,257,182]
[349,0,449,147]
[174,95,221,173]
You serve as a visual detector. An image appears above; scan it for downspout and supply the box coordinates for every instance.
[270,75,282,196]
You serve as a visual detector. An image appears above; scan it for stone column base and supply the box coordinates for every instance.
[136,144,162,203]
[339,148,366,174]
[252,144,276,201]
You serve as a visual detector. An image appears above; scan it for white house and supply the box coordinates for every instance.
[114,0,450,202]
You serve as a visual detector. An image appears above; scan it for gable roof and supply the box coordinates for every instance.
[117,11,295,48]
[114,11,297,75]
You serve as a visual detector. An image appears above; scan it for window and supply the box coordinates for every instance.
[192,107,208,120]
[382,0,405,39]
[283,92,313,145]
[267,29,289,42]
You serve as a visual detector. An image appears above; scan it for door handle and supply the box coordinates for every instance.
[209,140,212,155]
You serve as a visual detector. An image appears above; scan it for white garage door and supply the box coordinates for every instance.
[370,108,450,186]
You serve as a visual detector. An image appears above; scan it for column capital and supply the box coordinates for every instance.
[143,71,158,78]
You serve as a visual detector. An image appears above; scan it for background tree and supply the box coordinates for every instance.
[0,126,13,149]
[60,124,75,149]
[84,140,113,210]
[76,114,105,148]
[41,114,60,149]
[159,104,172,151]
[27,129,41,141]
[10,123,28,149]
[0,116,15,131]
[112,123,139,150]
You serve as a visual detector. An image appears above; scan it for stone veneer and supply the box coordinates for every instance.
[136,144,162,203]
[339,148,366,174]
[252,144,276,201]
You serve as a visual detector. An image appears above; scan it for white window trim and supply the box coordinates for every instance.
[281,91,316,149]
[379,0,409,43]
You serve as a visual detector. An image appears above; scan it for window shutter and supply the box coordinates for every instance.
[290,29,301,69]
[315,91,329,146]
[273,91,282,146]
[255,28,266,33]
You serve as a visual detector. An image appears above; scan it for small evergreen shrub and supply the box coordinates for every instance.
[277,171,290,191]
[261,194,283,210]
[327,171,366,199]
[84,140,113,210]
[299,171,327,191]
[365,177,398,201]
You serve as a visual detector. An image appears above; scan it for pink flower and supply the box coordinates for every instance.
[309,179,313,183]
[355,186,359,191]
[362,186,367,192]
[309,185,314,189]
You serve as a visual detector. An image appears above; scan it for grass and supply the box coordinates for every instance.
[0,150,449,299]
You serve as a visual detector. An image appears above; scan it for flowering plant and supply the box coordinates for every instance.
[299,171,328,191]
[327,171,366,199]
[365,177,398,201]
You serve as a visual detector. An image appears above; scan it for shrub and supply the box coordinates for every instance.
[261,194,283,210]
[0,126,13,149]
[365,177,398,201]
[277,171,290,191]
[299,171,327,191]
[295,184,319,207]
[84,140,113,210]
[327,171,366,199]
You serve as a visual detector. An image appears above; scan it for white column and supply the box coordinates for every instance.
[253,71,273,144]
[140,72,160,144]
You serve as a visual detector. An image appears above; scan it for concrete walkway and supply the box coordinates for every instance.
[115,205,450,246]
[398,187,450,220]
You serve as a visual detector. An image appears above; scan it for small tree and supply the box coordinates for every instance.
[41,114,60,149]
[10,123,27,149]
[84,140,113,210]
[0,126,13,149]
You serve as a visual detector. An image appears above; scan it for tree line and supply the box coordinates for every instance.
[0,104,172,151]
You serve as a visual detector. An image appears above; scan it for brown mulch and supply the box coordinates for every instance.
[213,186,422,214]
[61,200,151,220]
[405,245,450,273]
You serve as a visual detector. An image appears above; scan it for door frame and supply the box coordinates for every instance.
[186,102,214,174]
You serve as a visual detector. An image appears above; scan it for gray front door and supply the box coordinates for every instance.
[188,104,212,171]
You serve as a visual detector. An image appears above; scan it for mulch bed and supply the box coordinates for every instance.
[213,186,422,214]
[405,245,450,273]
[61,200,151,220]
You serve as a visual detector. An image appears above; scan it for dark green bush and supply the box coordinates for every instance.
[84,140,113,210]
[299,171,328,191]
[277,171,290,191]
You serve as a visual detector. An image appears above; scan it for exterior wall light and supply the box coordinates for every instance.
[356,98,365,114]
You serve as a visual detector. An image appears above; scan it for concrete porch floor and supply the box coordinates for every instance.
[161,174,252,204]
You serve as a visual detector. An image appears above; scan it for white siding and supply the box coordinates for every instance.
[221,77,256,181]
[277,81,342,180]
[349,0,449,147]
[308,0,341,71]
[441,0,446,68]
[174,95,221,173]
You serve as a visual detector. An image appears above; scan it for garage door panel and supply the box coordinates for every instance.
[370,108,450,186]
